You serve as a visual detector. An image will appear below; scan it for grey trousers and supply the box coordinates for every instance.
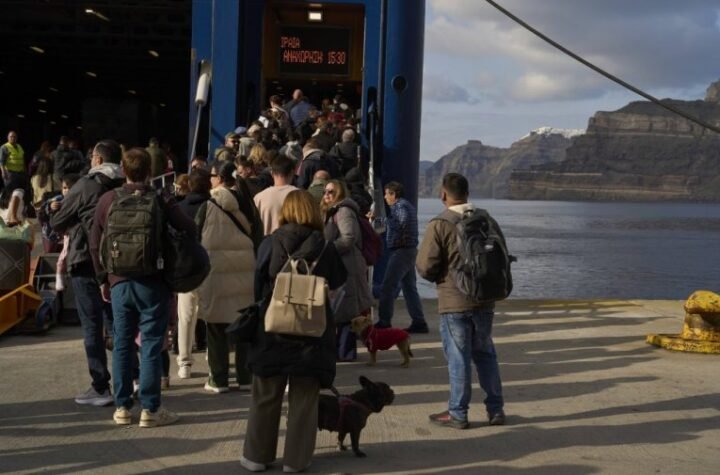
[243,374,320,470]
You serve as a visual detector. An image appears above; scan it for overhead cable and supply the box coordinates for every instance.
[485,0,720,135]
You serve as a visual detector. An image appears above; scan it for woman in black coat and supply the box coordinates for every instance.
[243,190,346,473]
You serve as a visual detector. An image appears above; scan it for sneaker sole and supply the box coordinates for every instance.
[204,384,229,393]
[75,398,114,407]
[139,416,179,428]
[114,415,132,425]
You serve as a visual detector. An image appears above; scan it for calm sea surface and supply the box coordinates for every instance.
[414,199,720,299]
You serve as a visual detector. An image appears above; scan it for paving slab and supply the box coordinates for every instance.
[1,299,719,474]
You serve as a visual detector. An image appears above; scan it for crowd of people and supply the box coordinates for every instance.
[0,89,507,472]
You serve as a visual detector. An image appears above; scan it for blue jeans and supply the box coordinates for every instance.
[111,278,170,412]
[439,309,503,421]
[378,247,425,326]
[70,272,112,393]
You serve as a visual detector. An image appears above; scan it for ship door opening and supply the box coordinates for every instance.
[262,1,365,117]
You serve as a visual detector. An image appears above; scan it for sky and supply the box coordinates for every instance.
[420,0,720,162]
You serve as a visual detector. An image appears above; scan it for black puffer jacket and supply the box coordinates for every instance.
[248,223,347,388]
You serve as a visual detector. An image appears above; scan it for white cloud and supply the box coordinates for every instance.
[425,0,720,102]
[423,74,478,104]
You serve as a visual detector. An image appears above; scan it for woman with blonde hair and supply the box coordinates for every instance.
[247,143,267,170]
[243,190,346,473]
[320,179,374,361]
[30,157,56,208]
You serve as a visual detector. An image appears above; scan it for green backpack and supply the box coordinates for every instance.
[99,188,165,278]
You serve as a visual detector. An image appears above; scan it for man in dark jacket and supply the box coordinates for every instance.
[295,137,339,189]
[50,139,124,407]
[416,173,506,429]
[373,181,427,333]
[90,147,196,428]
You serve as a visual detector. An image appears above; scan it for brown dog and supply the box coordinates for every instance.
[318,376,395,457]
[351,315,413,367]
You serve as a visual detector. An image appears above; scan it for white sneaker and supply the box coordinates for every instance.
[204,381,229,394]
[139,407,179,428]
[74,387,113,407]
[240,456,266,472]
[178,365,192,379]
[113,407,132,425]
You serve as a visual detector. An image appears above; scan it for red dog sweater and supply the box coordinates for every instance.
[362,327,409,353]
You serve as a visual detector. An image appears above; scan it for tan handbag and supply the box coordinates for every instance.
[265,257,328,337]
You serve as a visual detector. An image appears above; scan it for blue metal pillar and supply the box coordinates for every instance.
[361,0,381,135]
[381,0,425,207]
[209,0,242,155]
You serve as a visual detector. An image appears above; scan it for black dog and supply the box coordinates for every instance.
[317,376,395,457]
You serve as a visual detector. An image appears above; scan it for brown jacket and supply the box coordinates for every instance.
[416,203,494,314]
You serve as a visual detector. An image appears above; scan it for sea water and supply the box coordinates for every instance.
[415,199,720,299]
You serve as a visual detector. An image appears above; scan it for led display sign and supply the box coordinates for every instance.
[279,26,350,76]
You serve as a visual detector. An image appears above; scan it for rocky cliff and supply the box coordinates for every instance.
[509,80,720,201]
[419,130,577,198]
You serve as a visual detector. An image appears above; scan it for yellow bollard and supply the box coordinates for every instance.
[647,290,720,354]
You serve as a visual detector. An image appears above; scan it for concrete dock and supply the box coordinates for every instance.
[1,299,719,474]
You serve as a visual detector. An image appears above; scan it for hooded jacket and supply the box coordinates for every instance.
[248,223,347,388]
[50,162,124,274]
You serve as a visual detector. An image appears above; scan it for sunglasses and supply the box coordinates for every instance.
[323,189,336,196]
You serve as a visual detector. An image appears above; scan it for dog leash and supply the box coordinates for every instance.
[329,386,343,398]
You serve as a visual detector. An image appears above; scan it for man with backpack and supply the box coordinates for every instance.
[50,139,125,407]
[416,173,511,429]
[90,147,197,427]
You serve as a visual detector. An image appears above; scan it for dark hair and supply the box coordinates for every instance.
[62,173,80,189]
[214,160,236,186]
[269,94,281,105]
[122,147,151,182]
[94,139,122,164]
[442,173,469,200]
[35,157,53,188]
[384,181,404,198]
[188,168,211,194]
[269,154,295,177]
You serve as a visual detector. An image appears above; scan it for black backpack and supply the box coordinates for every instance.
[438,208,516,302]
[99,188,165,278]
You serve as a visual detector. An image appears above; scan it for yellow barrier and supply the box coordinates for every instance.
[0,284,41,336]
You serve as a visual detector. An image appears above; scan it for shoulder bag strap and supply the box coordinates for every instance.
[208,198,251,239]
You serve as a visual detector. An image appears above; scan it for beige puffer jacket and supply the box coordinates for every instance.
[196,186,255,323]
